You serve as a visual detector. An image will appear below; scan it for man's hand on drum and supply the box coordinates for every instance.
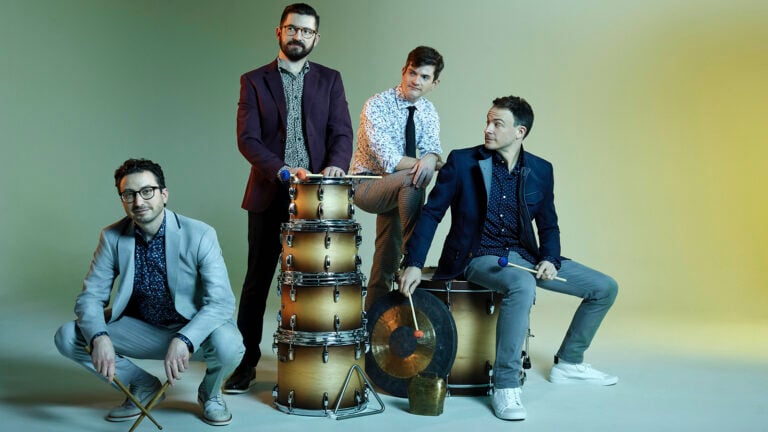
[322,166,345,177]
[398,266,423,297]
[289,167,311,181]
[91,335,117,383]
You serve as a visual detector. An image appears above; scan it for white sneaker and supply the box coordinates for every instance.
[492,387,526,420]
[550,361,618,385]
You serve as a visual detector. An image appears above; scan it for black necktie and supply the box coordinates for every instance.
[405,106,416,157]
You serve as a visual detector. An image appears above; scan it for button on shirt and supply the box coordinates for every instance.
[125,217,188,326]
[279,58,311,169]
[478,153,538,265]
[350,86,442,174]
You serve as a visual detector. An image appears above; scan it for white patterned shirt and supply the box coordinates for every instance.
[350,86,442,174]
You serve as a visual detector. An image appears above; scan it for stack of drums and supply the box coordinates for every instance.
[273,178,369,416]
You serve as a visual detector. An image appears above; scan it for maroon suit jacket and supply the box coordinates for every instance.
[237,60,353,212]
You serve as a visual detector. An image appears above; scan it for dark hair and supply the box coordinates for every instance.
[280,3,320,30]
[404,46,445,81]
[114,158,166,191]
[492,95,534,138]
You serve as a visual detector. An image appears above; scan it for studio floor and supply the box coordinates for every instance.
[2,292,766,432]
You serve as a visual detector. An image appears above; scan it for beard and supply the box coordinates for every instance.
[281,39,315,62]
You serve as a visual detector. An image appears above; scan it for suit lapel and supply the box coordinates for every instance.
[478,155,493,207]
[164,209,180,296]
[264,61,287,130]
[113,220,136,319]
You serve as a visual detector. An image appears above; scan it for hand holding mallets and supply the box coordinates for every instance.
[497,256,567,282]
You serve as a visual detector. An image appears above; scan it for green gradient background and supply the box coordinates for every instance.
[2,1,766,355]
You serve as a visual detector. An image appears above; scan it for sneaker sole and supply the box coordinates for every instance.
[550,376,619,385]
[105,413,141,422]
[201,415,233,426]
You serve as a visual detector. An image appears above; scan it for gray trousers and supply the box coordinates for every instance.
[55,316,244,398]
[464,251,618,389]
[354,170,426,310]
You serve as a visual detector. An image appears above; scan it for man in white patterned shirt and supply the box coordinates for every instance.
[350,46,444,309]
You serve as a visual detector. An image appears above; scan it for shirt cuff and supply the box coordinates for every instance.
[90,331,109,350]
[175,333,194,353]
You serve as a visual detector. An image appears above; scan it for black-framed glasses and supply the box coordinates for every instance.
[119,186,161,203]
[281,24,317,39]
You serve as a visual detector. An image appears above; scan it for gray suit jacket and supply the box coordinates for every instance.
[74,209,236,350]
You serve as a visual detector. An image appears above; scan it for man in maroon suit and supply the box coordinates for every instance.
[225,2,353,393]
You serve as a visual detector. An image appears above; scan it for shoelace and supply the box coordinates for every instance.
[498,389,522,407]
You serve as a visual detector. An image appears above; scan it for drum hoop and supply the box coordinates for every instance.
[279,271,363,286]
[418,287,495,294]
[273,399,369,417]
[281,221,361,232]
[290,178,353,186]
[275,328,368,346]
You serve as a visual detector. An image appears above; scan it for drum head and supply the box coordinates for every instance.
[365,290,457,398]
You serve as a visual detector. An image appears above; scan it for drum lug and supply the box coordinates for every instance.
[487,299,495,315]
[348,185,355,198]
[355,343,362,359]
[288,345,295,361]
[276,281,281,297]
[333,286,340,303]
[272,341,278,355]
[290,285,296,302]
[288,202,297,217]
[290,314,296,330]
[355,255,362,271]
[288,186,297,200]
[317,184,324,200]
[322,346,329,363]
[322,392,329,413]
[334,315,341,332]
[286,254,294,269]
[324,255,331,272]
[486,361,494,377]
[288,389,295,411]
[324,231,331,249]
[361,286,368,302]
[276,310,282,325]
[349,203,355,218]
[285,233,293,247]
[272,384,279,400]
[355,235,362,248]
[360,310,368,327]
[317,202,324,219]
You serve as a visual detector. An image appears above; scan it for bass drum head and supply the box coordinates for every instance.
[365,290,457,398]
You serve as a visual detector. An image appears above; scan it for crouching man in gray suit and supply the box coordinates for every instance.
[55,158,244,426]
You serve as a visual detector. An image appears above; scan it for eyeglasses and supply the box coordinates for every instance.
[281,25,317,39]
[119,186,161,203]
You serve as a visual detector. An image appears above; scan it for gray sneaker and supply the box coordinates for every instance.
[492,387,526,421]
[106,379,164,422]
[550,361,619,385]
[198,386,232,426]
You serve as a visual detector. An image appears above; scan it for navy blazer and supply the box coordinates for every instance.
[404,145,562,280]
[237,60,353,213]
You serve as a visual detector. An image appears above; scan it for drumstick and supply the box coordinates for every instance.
[84,345,163,429]
[407,293,424,339]
[129,380,171,432]
[497,256,567,282]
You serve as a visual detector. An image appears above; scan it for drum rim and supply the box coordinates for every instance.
[281,221,361,231]
[290,178,354,185]
[279,271,363,286]
[274,328,368,346]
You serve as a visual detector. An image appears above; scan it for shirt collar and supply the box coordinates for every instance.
[134,214,166,245]
[277,57,310,75]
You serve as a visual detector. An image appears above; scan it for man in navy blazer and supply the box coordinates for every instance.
[400,96,618,421]
[227,3,353,392]
[55,159,244,426]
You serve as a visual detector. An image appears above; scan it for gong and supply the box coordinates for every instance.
[365,290,457,398]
